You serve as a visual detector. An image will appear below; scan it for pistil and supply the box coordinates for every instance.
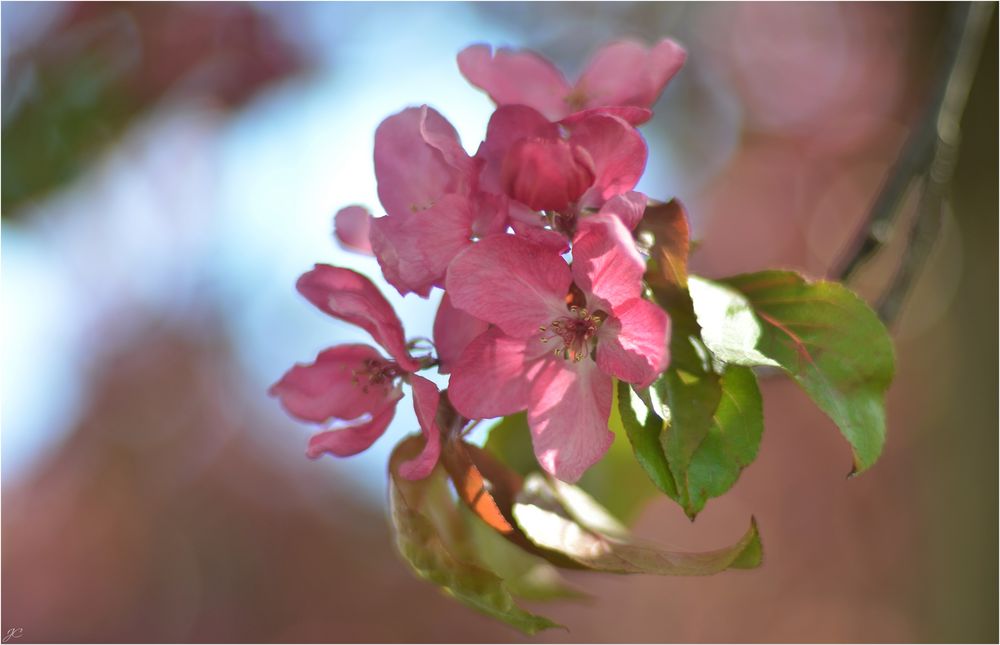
[352,359,400,393]
[539,306,607,362]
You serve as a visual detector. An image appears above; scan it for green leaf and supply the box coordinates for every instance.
[658,359,722,511]
[712,271,895,474]
[576,384,661,524]
[646,274,723,517]
[617,381,677,499]
[621,366,764,519]
[685,365,764,513]
[630,199,766,518]
[512,475,763,575]
[388,438,560,634]
[483,412,536,477]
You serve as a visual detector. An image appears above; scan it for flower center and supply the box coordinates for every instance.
[352,359,400,393]
[538,306,607,362]
[564,86,589,112]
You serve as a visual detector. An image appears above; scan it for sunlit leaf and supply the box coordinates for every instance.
[440,436,581,569]
[512,475,762,575]
[463,507,586,602]
[548,477,629,540]
[440,435,517,535]
[713,271,895,474]
[388,437,560,634]
[688,276,779,367]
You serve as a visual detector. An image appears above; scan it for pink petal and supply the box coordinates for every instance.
[457,44,572,121]
[469,191,510,240]
[270,345,394,423]
[507,201,570,253]
[403,195,477,287]
[571,214,645,311]
[333,205,374,255]
[296,265,419,371]
[445,233,571,337]
[575,38,687,111]
[419,105,474,173]
[398,375,443,480]
[528,357,614,483]
[448,328,550,420]
[368,214,425,297]
[560,105,653,126]
[567,113,647,207]
[476,105,558,195]
[595,191,647,231]
[433,292,490,374]
[502,137,595,212]
[369,195,475,298]
[374,106,473,218]
[306,398,400,458]
[596,298,670,388]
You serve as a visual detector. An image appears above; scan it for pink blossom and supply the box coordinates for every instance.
[444,215,670,482]
[457,39,687,125]
[369,105,506,297]
[373,105,476,218]
[270,265,441,477]
[476,105,648,229]
[365,102,649,299]
[272,345,405,457]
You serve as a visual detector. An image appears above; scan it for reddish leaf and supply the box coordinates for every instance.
[639,198,690,293]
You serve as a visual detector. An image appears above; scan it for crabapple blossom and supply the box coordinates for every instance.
[282,37,684,485]
[475,104,648,242]
[369,105,506,297]
[270,265,441,478]
[444,214,669,482]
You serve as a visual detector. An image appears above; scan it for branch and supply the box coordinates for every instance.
[833,2,993,321]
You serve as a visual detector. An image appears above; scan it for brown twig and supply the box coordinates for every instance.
[834,2,993,324]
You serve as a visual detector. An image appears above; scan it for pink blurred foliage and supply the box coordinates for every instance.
[65,2,304,108]
[1,322,508,642]
[688,3,925,282]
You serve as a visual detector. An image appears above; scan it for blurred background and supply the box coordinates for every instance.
[2,2,996,642]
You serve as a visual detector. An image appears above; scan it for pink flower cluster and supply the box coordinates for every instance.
[273,39,684,482]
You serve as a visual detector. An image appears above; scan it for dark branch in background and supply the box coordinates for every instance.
[833,2,994,324]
